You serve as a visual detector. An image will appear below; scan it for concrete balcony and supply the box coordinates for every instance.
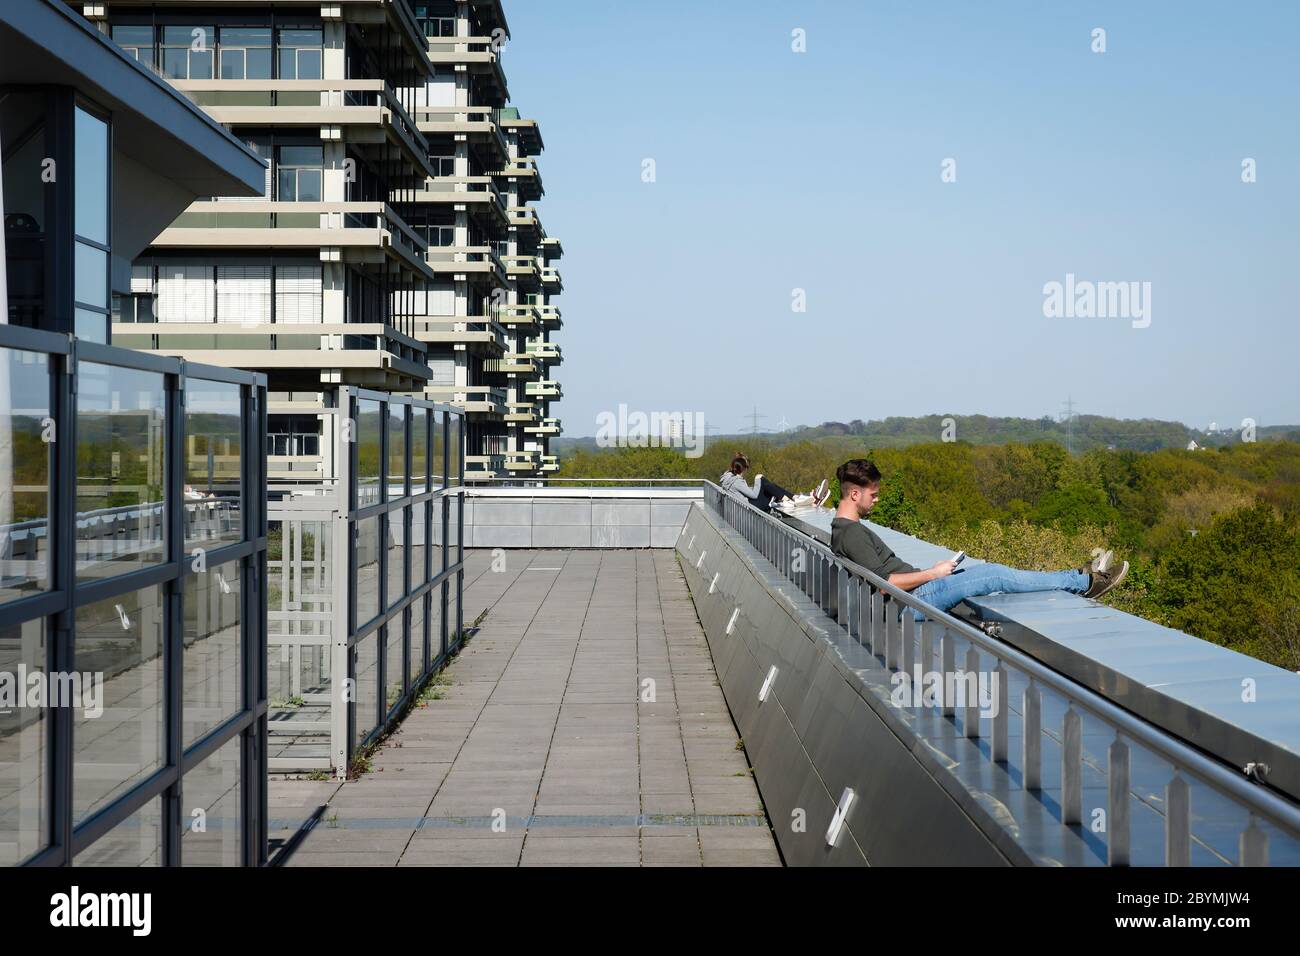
[541,235,563,260]
[497,106,544,156]
[415,106,509,167]
[465,453,507,479]
[426,244,507,287]
[157,201,434,282]
[507,205,540,234]
[503,451,540,472]
[524,417,561,437]
[505,402,539,424]
[525,379,562,400]
[413,316,507,354]
[540,265,562,291]
[425,35,508,100]
[172,78,434,182]
[110,321,431,390]
[495,155,543,202]
[526,341,561,363]
[497,303,540,329]
[539,454,559,473]
[502,253,540,285]
[537,304,562,329]
[424,384,507,416]
[486,352,540,376]
[405,177,507,230]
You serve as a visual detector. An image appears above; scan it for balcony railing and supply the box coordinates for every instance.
[701,481,1300,866]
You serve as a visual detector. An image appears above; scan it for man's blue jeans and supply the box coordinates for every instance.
[906,563,1088,621]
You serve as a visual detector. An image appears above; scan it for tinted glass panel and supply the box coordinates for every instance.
[74,107,109,244]
[0,348,50,605]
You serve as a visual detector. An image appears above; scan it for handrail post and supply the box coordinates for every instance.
[1023,680,1042,791]
[1063,704,1083,826]
[1166,772,1190,866]
[1108,732,1131,866]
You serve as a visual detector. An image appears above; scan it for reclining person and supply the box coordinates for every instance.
[830,459,1127,618]
[720,453,829,514]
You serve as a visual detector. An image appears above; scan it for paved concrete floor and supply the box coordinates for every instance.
[274,548,780,867]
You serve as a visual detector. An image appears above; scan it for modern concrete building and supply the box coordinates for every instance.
[82,0,562,482]
[406,1,562,481]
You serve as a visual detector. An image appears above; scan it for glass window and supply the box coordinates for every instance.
[75,362,167,582]
[356,399,381,506]
[73,797,163,866]
[354,633,378,744]
[74,107,109,245]
[74,241,107,309]
[181,736,241,866]
[0,348,50,605]
[387,403,406,495]
[355,517,379,626]
[385,612,403,714]
[185,379,243,551]
[112,25,156,71]
[387,509,406,609]
[74,307,107,344]
[73,586,166,824]
[220,27,271,80]
[411,408,429,492]
[430,409,446,490]
[448,415,462,485]
[183,562,242,746]
[0,618,48,865]
[278,29,323,80]
[410,500,427,588]
[276,146,324,203]
[407,593,426,688]
[162,26,215,79]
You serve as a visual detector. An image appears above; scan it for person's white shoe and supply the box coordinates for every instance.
[1090,549,1115,573]
[811,478,830,506]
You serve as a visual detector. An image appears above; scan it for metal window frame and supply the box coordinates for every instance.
[2,324,268,867]
[331,385,463,774]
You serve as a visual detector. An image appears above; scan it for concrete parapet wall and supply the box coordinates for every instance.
[675,501,1050,866]
[464,488,699,549]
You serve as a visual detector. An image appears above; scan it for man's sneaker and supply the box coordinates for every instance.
[1085,561,1129,599]
[811,478,830,506]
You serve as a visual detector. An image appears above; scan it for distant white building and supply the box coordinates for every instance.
[1187,440,1201,451]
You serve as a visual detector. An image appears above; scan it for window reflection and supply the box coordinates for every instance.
[76,362,166,582]
[0,618,47,865]
[0,348,50,605]
[183,562,242,746]
[185,380,243,551]
[74,586,165,824]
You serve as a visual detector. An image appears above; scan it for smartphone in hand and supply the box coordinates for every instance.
[951,551,966,566]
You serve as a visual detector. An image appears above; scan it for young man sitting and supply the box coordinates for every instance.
[830,458,1127,618]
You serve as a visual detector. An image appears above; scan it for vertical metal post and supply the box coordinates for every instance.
[963,645,980,740]
[1062,704,1083,826]
[992,660,1008,763]
[1240,816,1269,867]
[163,364,185,866]
[1023,681,1042,791]
[1165,772,1190,866]
[941,629,955,718]
[1108,733,1131,866]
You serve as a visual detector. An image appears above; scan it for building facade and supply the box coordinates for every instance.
[84,0,562,482]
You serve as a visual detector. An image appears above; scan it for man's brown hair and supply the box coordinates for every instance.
[836,458,882,490]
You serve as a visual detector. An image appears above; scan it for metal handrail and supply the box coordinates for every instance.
[701,480,1300,866]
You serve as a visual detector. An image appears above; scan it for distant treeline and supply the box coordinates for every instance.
[554,413,1299,456]
[558,438,1300,671]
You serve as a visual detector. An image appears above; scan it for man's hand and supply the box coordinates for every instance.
[929,560,958,580]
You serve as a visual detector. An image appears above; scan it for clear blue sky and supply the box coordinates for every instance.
[504,0,1300,438]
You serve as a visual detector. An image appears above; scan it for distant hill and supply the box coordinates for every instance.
[553,414,1299,457]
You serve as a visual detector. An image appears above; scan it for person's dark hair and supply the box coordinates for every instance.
[730,453,750,475]
[836,458,882,490]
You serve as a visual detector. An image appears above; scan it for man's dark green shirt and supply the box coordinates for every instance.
[830,517,918,578]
